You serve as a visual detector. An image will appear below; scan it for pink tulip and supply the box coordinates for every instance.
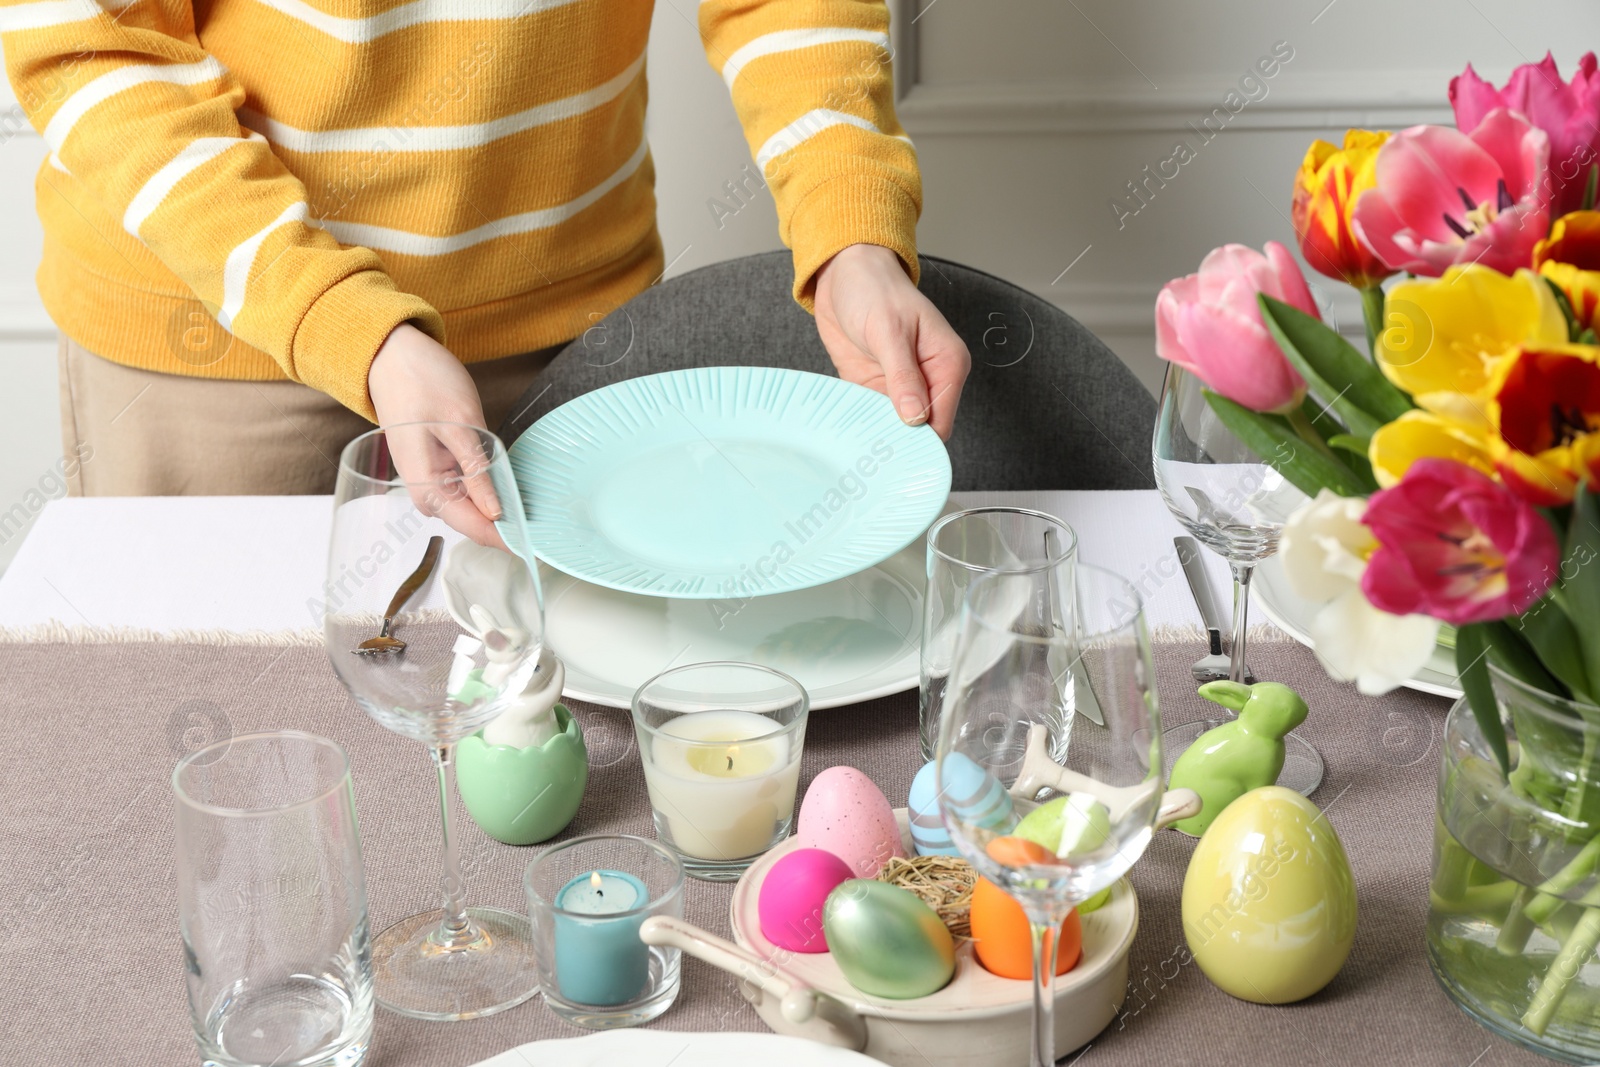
[1452,52,1600,216]
[1154,241,1313,413]
[1361,458,1558,626]
[1352,110,1551,277]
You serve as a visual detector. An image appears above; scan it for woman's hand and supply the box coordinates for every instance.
[367,323,507,549]
[813,243,970,440]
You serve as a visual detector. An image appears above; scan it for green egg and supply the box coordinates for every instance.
[823,879,955,999]
[1182,786,1357,1004]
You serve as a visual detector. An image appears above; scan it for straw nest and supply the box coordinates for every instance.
[878,855,977,941]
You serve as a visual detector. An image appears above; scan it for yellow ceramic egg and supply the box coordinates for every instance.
[1181,785,1356,1004]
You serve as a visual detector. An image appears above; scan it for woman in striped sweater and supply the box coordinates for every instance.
[2,0,968,542]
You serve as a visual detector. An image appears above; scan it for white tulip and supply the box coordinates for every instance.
[1280,489,1439,696]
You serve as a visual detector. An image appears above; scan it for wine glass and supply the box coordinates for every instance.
[325,422,544,1021]
[936,563,1163,1067]
[1152,363,1323,794]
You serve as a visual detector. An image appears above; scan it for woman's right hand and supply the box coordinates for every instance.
[367,324,507,549]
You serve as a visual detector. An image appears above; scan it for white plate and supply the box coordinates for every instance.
[471,1029,882,1067]
[543,534,922,711]
[1253,554,1462,698]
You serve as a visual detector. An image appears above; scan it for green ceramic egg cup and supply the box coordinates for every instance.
[456,705,588,845]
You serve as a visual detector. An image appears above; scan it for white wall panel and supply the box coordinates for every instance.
[1,0,1597,534]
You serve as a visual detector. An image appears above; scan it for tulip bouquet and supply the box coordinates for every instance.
[1155,54,1600,1044]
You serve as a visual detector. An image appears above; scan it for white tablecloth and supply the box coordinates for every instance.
[0,490,1241,635]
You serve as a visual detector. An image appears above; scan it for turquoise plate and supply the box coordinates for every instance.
[509,367,951,599]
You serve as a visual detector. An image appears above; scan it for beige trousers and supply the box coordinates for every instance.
[57,337,561,496]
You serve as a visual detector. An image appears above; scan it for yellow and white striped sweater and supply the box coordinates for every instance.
[1,0,920,419]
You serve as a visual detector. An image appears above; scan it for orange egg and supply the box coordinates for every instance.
[969,877,1082,980]
[985,835,1054,867]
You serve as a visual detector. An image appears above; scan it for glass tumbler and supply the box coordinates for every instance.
[632,662,809,881]
[920,507,1079,760]
[174,731,373,1067]
[526,834,686,1029]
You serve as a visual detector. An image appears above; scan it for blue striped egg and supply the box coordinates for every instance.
[907,756,1014,856]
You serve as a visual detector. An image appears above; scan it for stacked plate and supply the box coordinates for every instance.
[508,367,953,709]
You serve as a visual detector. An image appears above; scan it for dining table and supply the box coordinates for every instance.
[0,489,1549,1066]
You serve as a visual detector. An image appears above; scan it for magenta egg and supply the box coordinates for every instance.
[757,848,855,952]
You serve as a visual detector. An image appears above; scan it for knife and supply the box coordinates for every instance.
[1175,535,1248,683]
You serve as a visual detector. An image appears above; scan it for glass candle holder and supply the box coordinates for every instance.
[632,661,810,881]
[526,835,685,1029]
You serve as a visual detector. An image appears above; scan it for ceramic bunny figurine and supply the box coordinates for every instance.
[481,641,565,750]
[1167,680,1309,837]
[438,539,566,747]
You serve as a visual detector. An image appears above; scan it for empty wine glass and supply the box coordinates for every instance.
[325,422,544,1021]
[936,563,1163,1067]
[1152,363,1323,794]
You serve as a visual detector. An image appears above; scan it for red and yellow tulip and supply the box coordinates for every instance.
[1370,342,1600,505]
[1292,130,1394,289]
[1533,210,1600,334]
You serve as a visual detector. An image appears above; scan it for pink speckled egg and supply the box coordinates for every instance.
[796,766,907,878]
[758,848,855,952]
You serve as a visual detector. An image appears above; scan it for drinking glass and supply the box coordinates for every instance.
[325,422,544,1020]
[919,507,1079,760]
[632,662,809,881]
[174,731,373,1067]
[526,834,686,1029]
[1152,363,1323,794]
[936,563,1162,1067]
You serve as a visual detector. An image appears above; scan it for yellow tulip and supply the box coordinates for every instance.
[1375,265,1568,398]
[1534,211,1600,333]
[1369,409,1495,488]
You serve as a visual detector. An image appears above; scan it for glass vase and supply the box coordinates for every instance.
[1428,668,1600,1063]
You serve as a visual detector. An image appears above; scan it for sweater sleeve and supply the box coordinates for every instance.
[698,0,922,309]
[0,0,443,420]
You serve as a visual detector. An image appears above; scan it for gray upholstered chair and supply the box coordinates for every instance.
[499,251,1155,490]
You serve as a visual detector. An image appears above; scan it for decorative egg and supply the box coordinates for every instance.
[1013,792,1111,858]
[986,835,1054,867]
[1182,786,1357,1004]
[797,767,907,878]
[969,877,1082,980]
[757,848,854,953]
[823,879,956,999]
[907,756,1014,856]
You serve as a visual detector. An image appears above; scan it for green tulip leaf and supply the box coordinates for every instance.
[1515,597,1592,704]
[1298,395,1345,442]
[1202,391,1370,498]
[1483,619,1567,697]
[1546,278,1584,342]
[1326,433,1370,455]
[1455,623,1510,776]
[1564,486,1600,691]
[1258,294,1414,432]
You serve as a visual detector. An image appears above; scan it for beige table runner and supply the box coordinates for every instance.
[0,639,1548,1066]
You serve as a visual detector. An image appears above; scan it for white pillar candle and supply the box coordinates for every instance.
[642,710,802,861]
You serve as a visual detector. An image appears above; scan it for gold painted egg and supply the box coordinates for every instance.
[1181,785,1356,1004]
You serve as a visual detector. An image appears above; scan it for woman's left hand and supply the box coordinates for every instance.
[813,243,970,440]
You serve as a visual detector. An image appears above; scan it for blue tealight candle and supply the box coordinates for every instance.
[553,869,650,1006]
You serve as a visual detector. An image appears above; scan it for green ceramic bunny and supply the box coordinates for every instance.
[1168,680,1309,837]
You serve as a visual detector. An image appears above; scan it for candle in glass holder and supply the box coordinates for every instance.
[643,709,802,862]
[552,868,649,1006]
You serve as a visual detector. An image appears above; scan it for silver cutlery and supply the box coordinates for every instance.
[1175,535,1253,684]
